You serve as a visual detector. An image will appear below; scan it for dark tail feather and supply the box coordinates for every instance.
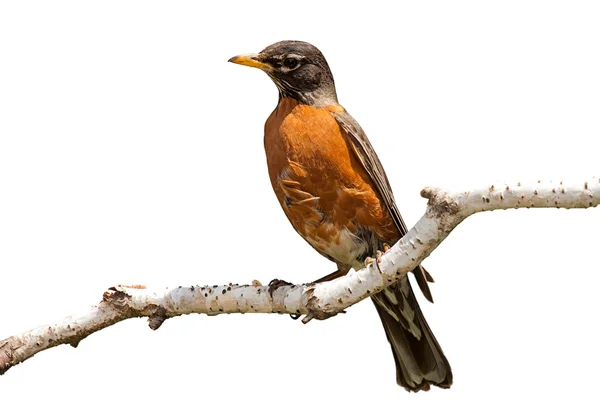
[372,280,452,392]
[413,265,434,303]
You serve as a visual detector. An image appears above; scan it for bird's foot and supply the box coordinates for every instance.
[365,243,391,273]
[268,279,301,320]
[268,278,293,297]
[364,251,383,273]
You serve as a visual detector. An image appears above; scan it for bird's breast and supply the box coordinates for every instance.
[263,97,396,265]
[264,98,348,174]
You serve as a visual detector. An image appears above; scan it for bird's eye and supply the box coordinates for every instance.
[283,57,299,69]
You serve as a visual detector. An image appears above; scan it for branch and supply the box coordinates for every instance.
[1,178,598,375]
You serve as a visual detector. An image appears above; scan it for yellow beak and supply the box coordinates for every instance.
[228,54,273,72]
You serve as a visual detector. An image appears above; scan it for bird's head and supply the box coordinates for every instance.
[229,40,338,107]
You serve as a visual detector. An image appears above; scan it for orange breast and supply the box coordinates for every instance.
[264,98,398,265]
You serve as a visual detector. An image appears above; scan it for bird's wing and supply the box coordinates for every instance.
[332,109,434,302]
[333,110,408,235]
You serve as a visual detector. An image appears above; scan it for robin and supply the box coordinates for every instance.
[229,41,452,392]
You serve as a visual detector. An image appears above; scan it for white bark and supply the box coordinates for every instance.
[1,178,598,375]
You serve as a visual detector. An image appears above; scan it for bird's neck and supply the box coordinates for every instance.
[278,86,339,109]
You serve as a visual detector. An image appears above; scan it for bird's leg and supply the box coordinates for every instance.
[269,261,354,290]
[312,270,344,283]
[312,262,352,284]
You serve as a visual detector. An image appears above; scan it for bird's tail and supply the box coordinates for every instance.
[371,278,452,392]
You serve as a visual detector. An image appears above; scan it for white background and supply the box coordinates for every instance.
[1,1,599,399]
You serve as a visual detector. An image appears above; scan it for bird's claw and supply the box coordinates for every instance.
[365,246,389,274]
[268,278,293,297]
[268,279,302,320]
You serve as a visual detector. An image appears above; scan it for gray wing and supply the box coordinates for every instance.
[333,110,435,302]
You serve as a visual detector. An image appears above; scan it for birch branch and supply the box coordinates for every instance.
[1,178,598,376]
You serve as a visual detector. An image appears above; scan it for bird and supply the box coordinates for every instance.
[229,41,452,392]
